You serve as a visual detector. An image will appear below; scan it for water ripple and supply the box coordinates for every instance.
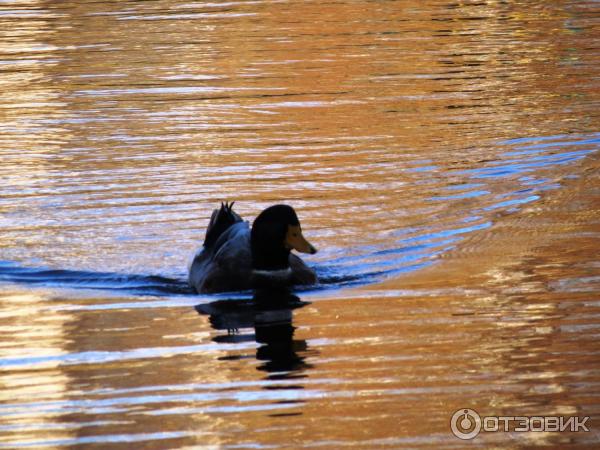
[0,0,598,447]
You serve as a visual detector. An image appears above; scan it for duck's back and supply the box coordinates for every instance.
[189,221,253,293]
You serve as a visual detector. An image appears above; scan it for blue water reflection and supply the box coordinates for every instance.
[1,133,598,296]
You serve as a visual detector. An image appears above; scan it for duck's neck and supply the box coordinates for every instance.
[251,242,290,271]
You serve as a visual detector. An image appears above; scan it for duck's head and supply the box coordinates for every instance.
[251,204,317,271]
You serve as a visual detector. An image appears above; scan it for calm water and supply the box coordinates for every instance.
[1,0,599,448]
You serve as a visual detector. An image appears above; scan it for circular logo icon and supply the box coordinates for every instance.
[450,408,481,440]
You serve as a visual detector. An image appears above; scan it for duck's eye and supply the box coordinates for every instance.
[292,233,298,237]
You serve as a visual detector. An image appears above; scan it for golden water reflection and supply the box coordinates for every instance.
[0,0,599,448]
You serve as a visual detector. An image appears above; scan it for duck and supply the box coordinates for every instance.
[188,202,318,293]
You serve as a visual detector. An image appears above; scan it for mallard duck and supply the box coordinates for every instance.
[188,203,318,293]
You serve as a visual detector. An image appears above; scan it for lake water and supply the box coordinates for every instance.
[1,0,599,448]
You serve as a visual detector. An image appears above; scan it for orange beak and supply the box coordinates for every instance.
[285,225,317,254]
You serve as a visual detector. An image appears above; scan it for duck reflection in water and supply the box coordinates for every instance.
[195,289,313,375]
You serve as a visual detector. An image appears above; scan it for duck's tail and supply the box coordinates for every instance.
[203,202,243,248]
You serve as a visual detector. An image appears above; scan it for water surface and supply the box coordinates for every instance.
[1,0,599,448]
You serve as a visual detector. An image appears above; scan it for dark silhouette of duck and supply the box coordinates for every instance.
[188,203,318,293]
[195,290,312,374]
